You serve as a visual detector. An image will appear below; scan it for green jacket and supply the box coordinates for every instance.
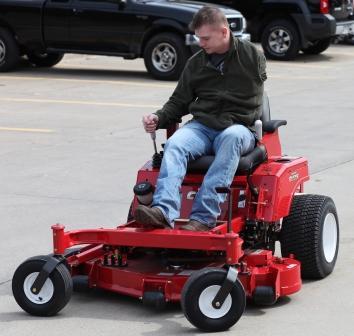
[155,36,267,131]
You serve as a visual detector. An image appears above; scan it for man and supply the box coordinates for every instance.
[135,6,267,231]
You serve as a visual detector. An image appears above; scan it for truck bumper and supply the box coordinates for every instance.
[335,20,354,36]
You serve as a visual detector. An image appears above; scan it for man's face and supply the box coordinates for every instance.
[195,24,229,54]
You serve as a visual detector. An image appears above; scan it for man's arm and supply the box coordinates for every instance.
[154,61,195,129]
[257,51,267,83]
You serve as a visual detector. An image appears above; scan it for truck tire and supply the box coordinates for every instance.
[280,194,339,279]
[143,33,190,81]
[261,19,300,60]
[27,52,64,67]
[0,28,20,72]
[301,38,331,55]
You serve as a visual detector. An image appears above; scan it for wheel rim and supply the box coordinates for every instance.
[0,40,6,63]
[322,213,338,263]
[151,42,177,73]
[198,285,232,319]
[268,28,291,54]
[23,272,54,304]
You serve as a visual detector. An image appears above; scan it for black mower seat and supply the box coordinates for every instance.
[185,93,285,176]
[187,144,267,175]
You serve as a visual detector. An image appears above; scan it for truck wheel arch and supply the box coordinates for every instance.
[141,19,187,56]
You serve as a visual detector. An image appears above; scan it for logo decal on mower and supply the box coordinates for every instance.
[187,191,197,200]
[289,171,299,182]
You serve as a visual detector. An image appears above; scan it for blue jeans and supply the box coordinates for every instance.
[152,121,255,228]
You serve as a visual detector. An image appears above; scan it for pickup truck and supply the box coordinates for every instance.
[203,0,354,60]
[0,0,248,80]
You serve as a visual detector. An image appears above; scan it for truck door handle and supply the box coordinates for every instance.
[72,8,84,13]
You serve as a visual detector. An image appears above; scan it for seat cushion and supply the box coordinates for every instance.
[187,145,267,175]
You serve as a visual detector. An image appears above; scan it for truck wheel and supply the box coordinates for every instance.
[0,28,20,72]
[301,38,331,55]
[27,52,64,67]
[181,268,245,332]
[261,19,300,60]
[12,256,73,316]
[143,33,190,81]
[280,194,339,279]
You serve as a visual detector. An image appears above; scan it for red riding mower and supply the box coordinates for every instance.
[12,94,339,332]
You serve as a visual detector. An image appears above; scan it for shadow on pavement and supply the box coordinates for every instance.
[0,285,293,335]
[15,58,155,82]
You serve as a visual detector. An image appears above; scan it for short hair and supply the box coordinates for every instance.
[189,6,229,31]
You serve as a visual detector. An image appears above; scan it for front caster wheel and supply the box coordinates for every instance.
[12,256,73,316]
[181,268,245,332]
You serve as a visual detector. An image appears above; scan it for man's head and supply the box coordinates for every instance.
[189,6,230,54]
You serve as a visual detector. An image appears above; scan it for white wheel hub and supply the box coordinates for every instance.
[23,272,54,304]
[198,285,232,319]
[322,213,338,263]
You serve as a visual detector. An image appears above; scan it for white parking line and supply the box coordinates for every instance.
[0,127,54,133]
[0,75,175,89]
[0,97,160,108]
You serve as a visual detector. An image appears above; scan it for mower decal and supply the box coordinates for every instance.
[286,264,297,269]
[238,190,246,208]
[186,191,197,200]
[289,171,299,182]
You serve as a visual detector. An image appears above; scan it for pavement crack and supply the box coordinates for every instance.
[0,279,11,286]
[311,157,354,175]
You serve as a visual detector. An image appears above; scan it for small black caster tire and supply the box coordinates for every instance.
[181,268,246,332]
[12,256,73,316]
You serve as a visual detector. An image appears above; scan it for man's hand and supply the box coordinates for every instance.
[142,114,159,133]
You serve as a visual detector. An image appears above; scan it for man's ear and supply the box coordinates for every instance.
[222,26,228,38]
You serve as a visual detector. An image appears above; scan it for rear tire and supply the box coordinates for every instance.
[280,194,339,279]
[12,256,73,316]
[0,28,20,72]
[301,38,331,55]
[143,33,190,81]
[261,19,300,60]
[27,52,64,67]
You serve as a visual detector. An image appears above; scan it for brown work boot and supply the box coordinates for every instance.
[134,205,170,228]
[180,219,210,232]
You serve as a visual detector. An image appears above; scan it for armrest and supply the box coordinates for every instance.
[263,120,287,133]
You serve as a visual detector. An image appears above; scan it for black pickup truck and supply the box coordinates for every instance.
[0,0,248,80]
[203,0,354,60]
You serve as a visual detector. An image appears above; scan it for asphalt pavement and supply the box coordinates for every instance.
[0,44,353,336]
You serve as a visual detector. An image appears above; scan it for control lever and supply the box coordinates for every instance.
[150,132,158,155]
[150,131,162,168]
